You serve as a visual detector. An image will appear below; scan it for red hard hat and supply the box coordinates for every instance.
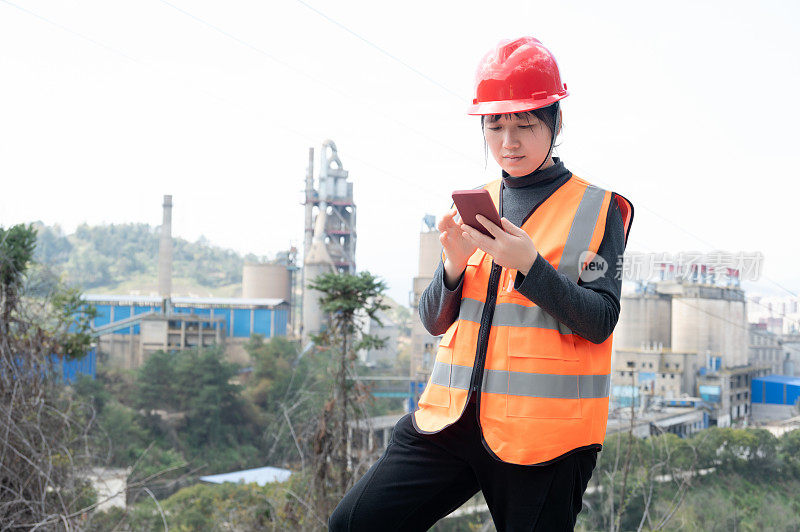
[468,37,568,116]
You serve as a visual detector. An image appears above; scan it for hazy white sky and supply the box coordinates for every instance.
[1,0,798,305]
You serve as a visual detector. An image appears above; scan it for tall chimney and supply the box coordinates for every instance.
[159,195,173,300]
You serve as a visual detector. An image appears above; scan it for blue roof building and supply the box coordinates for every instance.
[751,375,800,422]
[80,294,290,369]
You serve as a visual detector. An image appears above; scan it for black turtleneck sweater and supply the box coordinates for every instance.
[419,157,628,345]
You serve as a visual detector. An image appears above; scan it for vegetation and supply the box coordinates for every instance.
[0,223,98,529]
[31,221,268,293]
[12,220,800,530]
[305,271,389,523]
[575,427,800,531]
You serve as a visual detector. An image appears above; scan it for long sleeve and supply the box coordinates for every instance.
[513,194,628,344]
[418,259,464,336]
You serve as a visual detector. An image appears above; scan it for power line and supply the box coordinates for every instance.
[293,0,467,102]
[0,0,447,199]
[572,161,799,302]
[0,0,140,64]
[154,0,483,168]
[6,0,798,307]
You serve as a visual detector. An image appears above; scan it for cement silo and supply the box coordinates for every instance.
[302,216,335,344]
[614,293,672,351]
[671,284,747,367]
[242,263,291,301]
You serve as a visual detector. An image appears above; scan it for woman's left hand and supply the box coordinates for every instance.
[460,214,539,275]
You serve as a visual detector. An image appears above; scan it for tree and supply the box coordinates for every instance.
[0,223,99,529]
[135,349,178,413]
[307,270,389,520]
[584,382,703,532]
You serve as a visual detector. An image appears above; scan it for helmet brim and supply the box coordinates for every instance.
[467,92,568,116]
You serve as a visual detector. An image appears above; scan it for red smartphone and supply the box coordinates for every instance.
[451,189,503,240]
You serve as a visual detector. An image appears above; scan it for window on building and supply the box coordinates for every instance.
[670,374,675,379]
[649,362,653,368]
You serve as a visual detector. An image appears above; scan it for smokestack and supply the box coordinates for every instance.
[158,195,173,300]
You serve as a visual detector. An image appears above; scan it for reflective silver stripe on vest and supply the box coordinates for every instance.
[430,359,473,390]
[430,360,611,399]
[482,369,610,399]
[457,298,484,324]
[557,185,607,284]
[492,303,571,333]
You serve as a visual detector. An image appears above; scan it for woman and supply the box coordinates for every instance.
[330,36,634,531]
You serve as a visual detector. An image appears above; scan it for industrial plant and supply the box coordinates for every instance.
[82,140,395,370]
[80,141,800,436]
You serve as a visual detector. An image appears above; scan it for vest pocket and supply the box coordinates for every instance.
[506,323,579,361]
[505,327,582,419]
[417,321,458,408]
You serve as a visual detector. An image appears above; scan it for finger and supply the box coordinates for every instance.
[442,215,459,233]
[461,223,496,255]
[500,217,523,236]
[439,210,456,230]
[475,214,503,239]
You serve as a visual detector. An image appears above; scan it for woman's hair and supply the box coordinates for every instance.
[480,102,560,138]
[480,102,561,167]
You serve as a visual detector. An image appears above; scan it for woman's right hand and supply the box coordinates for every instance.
[438,208,478,275]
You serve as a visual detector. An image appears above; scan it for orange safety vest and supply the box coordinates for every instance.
[413,174,634,465]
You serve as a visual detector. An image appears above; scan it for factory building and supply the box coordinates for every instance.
[783,333,800,375]
[612,343,697,404]
[84,194,291,369]
[750,375,800,421]
[83,141,406,371]
[410,215,443,381]
[612,259,758,426]
[85,294,289,368]
[749,323,785,375]
[301,140,357,344]
[695,364,765,427]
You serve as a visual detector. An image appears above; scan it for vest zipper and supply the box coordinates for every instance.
[469,179,556,427]
[468,261,502,395]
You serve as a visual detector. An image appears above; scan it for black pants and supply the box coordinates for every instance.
[329,399,597,531]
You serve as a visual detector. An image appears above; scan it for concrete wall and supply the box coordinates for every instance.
[615,294,672,351]
[672,294,747,366]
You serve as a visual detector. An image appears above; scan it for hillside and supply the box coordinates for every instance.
[31,221,264,297]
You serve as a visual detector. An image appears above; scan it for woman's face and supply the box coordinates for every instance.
[484,112,553,177]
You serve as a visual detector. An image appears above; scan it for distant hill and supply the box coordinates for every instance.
[31,221,266,297]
